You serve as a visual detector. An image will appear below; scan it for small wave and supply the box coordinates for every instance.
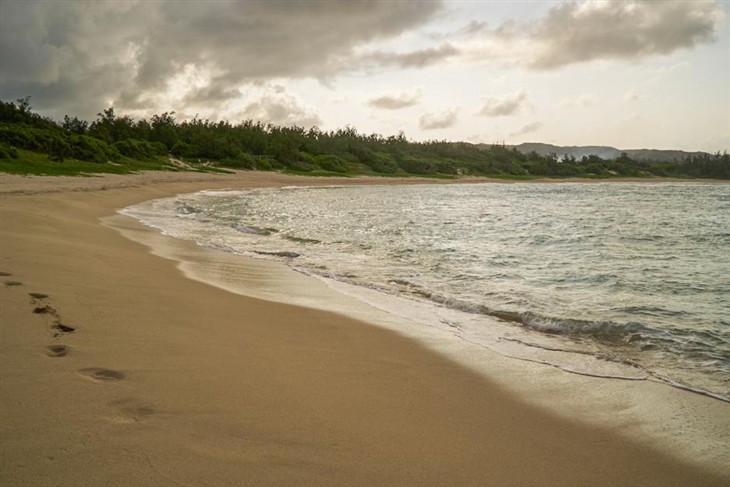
[253,250,301,258]
[284,235,321,244]
[615,305,689,317]
[232,224,274,236]
[520,313,651,342]
[176,202,201,215]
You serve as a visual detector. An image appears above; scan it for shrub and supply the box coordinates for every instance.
[286,159,315,172]
[72,135,119,163]
[0,124,42,150]
[360,151,398,173]
[218,152,256,169]
[254,156,277,171]
[0,142,18,159]
[314,154,348,173]
[114,139,166,160]
[398,156,436,174]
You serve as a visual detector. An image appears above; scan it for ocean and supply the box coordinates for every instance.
[121,182,730,401]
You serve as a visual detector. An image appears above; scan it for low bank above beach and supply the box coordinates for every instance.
[1,171,728,486]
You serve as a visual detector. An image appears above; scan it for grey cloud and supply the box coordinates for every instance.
[182,85,242,106]
[0,1,156,116]
[419,110,458,130]
[428,20,488,41]
[524,1,724,69]
[362,44,459,69]
[460,21,489,37]
[479,89,529,117]
[510,121,542,137]
[0,1,442,119]
[492,19,518,40]
[368,91,421,110]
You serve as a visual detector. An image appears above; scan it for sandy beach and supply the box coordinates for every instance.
[1,170,728,487]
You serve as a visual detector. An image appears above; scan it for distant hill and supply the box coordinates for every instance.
[510,143,708,162]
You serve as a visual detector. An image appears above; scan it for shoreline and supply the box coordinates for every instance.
[1,170,727,195]
[2,170,728,486]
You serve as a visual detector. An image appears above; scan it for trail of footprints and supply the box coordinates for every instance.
[3,271,152,423]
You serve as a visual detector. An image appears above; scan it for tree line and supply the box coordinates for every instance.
[1,97,728,179]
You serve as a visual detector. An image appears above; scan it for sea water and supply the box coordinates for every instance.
[122,182,730,401]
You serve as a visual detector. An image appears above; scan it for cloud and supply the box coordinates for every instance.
[460,20,489,38]
[428,20,489,41]
[510,121,542,137]
[559,94,597,108]
[458,3,722,71]
[368,90,421,110]
[479,89,530,117]
[240,84,321,128]
[624,89,641,103]
[0,1,442,119]
[419,110,458,130]
[361,44,459,69]
[524,1,725,70]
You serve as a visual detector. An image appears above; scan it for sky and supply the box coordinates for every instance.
[1,0,729,152]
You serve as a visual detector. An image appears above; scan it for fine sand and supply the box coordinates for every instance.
[1,171,728,486]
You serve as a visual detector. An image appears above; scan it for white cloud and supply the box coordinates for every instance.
[559,94,598,108]
[624,89,641,103]
[240,84,321,128]
[479,89,530,117]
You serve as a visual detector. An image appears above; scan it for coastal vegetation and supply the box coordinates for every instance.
[1,98,728,178]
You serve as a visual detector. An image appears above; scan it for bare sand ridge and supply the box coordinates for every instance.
[1,171,728,486]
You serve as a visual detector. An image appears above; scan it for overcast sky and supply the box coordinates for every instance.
[1,0,729,152]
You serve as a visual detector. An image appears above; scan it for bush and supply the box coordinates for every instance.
[398,156,437,174]
[286,159,315,172]
[0,142,18,159]
[114,138,165,160]
[254,156,277,170]
[72,135,119,163]
[0,124,44,151]
[218,152,256,169]
[47,135,72,162]
[314,154,348,173]
[360,151,398,173]
[0,124,112,163]
[435,160,457,175]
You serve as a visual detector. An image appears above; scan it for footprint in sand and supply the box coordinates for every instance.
[0,271,12,277]
[107,398,155,423]
[45,345,69,357]
[79,368,125,382]
[33,304,56,315]
[25,295,78,337]
[4,280,23,287]
[51,323,75,336]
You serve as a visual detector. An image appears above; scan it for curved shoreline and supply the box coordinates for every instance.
[1,170,728,486]
[107,202,730,464]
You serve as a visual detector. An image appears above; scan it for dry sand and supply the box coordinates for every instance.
[1,170,728,486]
